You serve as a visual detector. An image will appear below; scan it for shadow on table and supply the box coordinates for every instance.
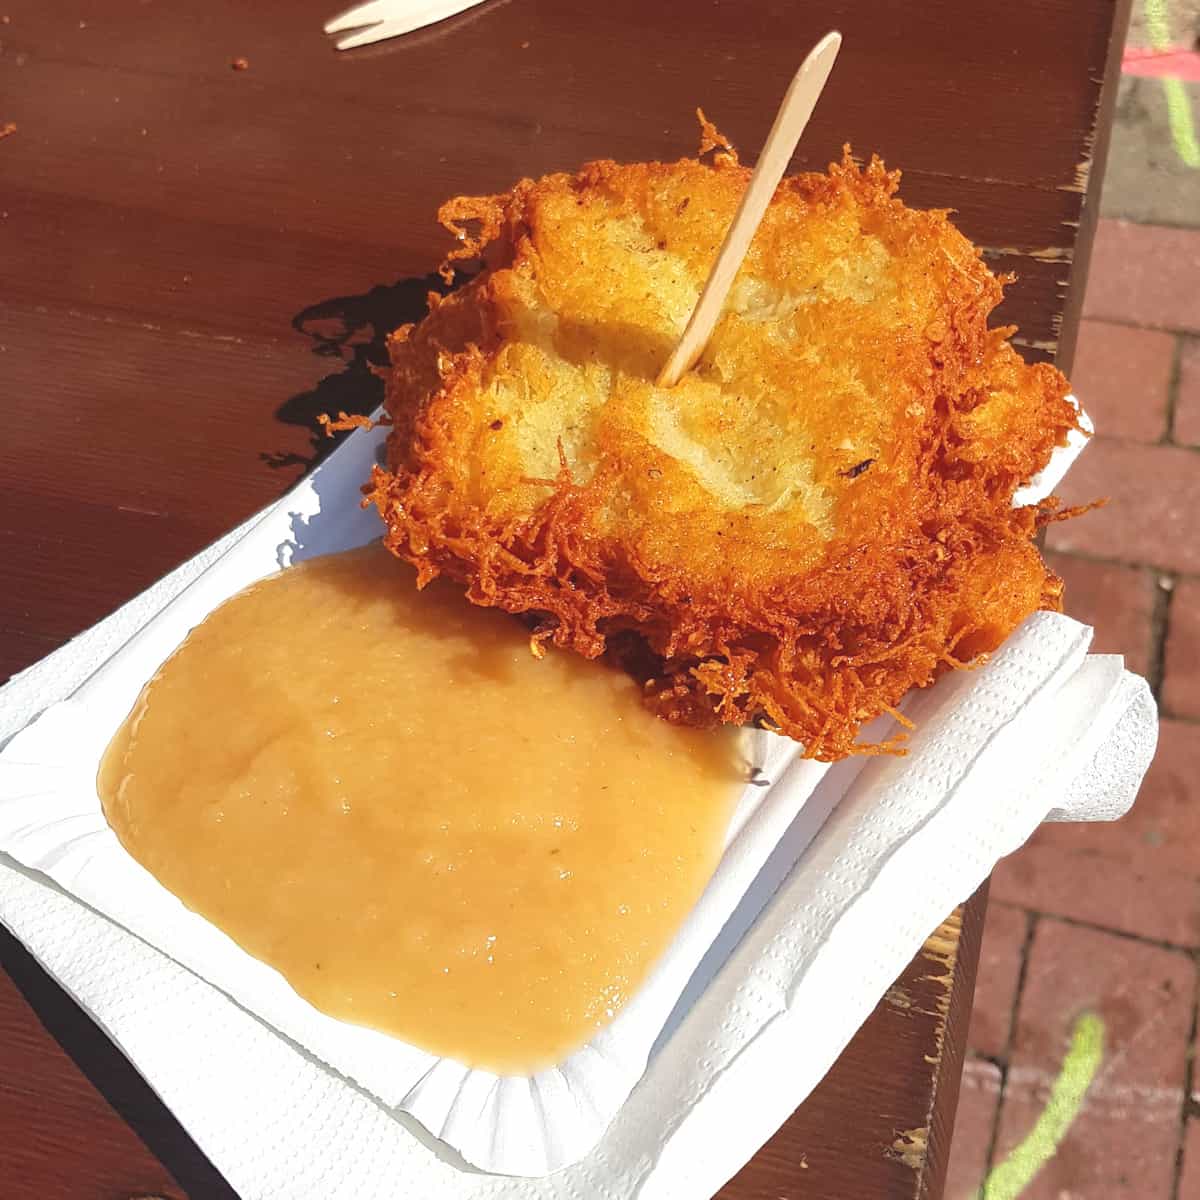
[0,923,240,1198]
[263,272,451,475]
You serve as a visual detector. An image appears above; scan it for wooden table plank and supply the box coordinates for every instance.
[1,0,1120,352]
[0,0,1127,1195]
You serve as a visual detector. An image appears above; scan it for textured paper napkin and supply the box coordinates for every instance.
[0,400,1158,1196]
[0,601,1156,1198]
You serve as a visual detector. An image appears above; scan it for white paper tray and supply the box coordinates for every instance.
[0,417,834,1175]
[0,397,1134,1183]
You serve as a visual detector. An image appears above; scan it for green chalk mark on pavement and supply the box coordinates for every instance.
[1144,0,1200,168]
[1163,77,1200,168]
[1143,0,1172,47]
[976,1011,1105,1200]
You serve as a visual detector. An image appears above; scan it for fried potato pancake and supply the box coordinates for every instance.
[364,130,1079,760]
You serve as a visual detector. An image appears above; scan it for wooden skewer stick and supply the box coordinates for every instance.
[656,31,843,389]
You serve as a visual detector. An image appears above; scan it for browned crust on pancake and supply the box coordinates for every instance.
[364,138,1079,760]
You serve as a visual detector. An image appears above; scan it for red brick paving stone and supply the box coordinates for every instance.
[994,720,1200,946]
[1179,1117,1200,1199]
[1176,337,1200,449]
[966,902,1028,1061]
[1070,320,1174,442]
[945,1057,1001,1199]
[1082,219,1200,334]
[1046,552,1156,678]
[993,841,1200,948]
[992,919,1193,1199]
[1044,439,1200,575]
[1163,578,1200,720]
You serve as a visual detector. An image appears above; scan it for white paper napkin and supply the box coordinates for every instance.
[0,401,1158,1197]
[0,618,1157,1199]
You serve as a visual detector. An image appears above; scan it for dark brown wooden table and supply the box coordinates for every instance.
[0,1,1127,1195]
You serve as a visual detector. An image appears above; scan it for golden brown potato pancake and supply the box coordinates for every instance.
[362,128,1079,760]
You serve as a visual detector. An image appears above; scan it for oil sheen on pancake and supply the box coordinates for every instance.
[98,543,743,1073]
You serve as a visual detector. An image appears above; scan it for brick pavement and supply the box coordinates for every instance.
[947,218,1200,1197]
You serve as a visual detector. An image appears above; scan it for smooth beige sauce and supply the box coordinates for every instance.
[99,543,742,1072]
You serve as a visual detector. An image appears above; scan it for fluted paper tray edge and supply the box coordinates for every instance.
[0,630,1157,1200]
[2,396,1161,1190]
[0,414,842,1175]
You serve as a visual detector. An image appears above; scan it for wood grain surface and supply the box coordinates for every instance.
[0,0,1126,1196]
